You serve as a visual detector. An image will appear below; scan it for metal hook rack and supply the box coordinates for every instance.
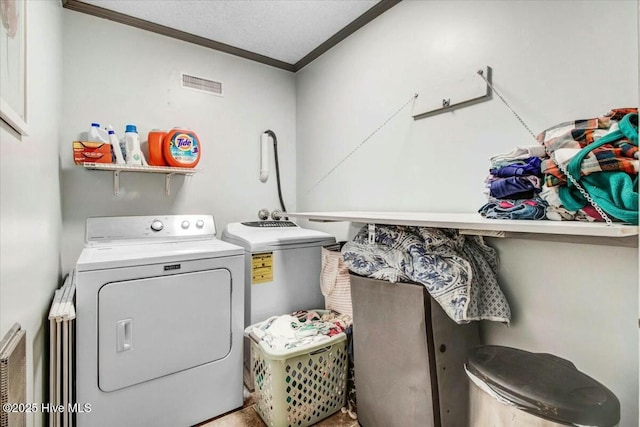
[412,66,492,120]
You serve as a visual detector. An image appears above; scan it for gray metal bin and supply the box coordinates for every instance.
[350,274,480,427]
[466,345,620,427]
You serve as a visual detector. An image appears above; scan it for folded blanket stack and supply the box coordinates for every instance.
[479,146,548,220]
[479,108,638,224]
[537,108,638,224]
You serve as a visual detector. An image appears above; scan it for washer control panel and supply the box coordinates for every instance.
[86,215,216,245]
[241,221,297,228]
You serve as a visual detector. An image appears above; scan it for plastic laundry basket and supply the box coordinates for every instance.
[466,345,620,427]
[249,332,348,427]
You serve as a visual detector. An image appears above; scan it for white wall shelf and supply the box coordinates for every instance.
[287,211,638,247]
[81,163,201,196]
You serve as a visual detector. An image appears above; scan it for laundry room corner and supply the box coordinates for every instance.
[58,9,298,272]
[2,1,638,426]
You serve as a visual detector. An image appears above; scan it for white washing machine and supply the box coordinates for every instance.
[222,220,335,327]
[75,215,244,427]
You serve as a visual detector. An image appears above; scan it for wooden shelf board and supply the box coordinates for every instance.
[81,163,200,175]
[287,211,638,238]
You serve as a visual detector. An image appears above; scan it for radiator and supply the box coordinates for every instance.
[0,323,27,427]
[48,272,76,427]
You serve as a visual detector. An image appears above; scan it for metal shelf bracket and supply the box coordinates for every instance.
[412,66,492,120]
[113,170,120,196]
[81,163,200,197]
[165,173,175,196]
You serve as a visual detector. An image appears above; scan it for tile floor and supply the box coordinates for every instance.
[196,392,358,427]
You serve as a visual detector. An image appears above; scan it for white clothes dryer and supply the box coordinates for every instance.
[75,215,244,427]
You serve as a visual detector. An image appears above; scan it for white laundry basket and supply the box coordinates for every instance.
[249,332,348,427]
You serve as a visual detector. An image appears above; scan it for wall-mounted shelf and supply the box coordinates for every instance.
[81,163,201,196]
[287,211,638,247]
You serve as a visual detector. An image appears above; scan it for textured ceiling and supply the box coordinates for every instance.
[79,0,381,65]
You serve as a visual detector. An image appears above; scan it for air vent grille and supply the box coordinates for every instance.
[181,73,223,96]
[1,323,26,427]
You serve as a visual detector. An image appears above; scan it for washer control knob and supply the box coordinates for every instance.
[271,210,283,220]
[196,220,205,228]
[258,208,270,221]
[181,220,190,229]
[150,220,164,232]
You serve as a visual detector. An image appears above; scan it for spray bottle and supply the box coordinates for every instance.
[107,125,126,165]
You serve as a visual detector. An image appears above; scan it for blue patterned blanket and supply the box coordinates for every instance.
[342,225,511,324]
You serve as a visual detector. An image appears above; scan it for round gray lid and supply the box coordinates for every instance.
[466,345,620,426]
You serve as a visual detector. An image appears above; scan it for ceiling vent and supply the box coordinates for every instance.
[181,73,223,96]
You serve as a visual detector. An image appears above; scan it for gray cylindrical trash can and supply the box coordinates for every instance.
[466,345,620,427]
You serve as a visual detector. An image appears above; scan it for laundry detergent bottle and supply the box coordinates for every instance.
[88,122,108,143]
[148,129,168,166]
[124,124,146,166]
[163,128,201,168]
[107,125,126,165]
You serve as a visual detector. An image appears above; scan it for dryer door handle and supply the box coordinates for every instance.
[117,319,133,352]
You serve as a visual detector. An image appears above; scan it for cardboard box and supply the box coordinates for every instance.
[73,141,112,164]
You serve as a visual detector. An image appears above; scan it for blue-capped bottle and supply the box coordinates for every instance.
[88,122,108,143]
[124,124,147,166]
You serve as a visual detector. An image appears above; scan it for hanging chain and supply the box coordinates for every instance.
[302,93,419,197]
[476,70,613,226]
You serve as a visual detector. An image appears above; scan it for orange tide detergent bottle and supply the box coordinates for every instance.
[163,128,201,168]
[147,129,168,166]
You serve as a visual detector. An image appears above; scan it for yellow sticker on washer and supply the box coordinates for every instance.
[252,252,273,284]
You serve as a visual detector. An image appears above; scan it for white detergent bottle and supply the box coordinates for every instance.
[107,125,126,165]
[124,124,146,166]
[88,122,108,143]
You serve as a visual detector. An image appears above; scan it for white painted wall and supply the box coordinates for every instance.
[0,1,64,426]
[295,1,639,425]
[60,10,297,272]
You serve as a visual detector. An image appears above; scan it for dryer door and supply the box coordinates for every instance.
[98,269,231,392]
